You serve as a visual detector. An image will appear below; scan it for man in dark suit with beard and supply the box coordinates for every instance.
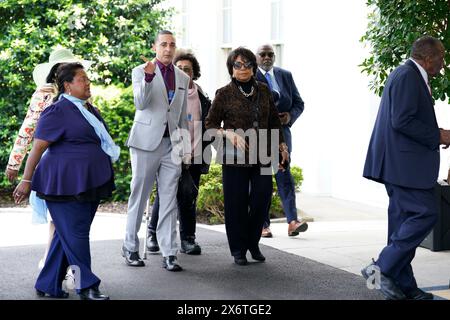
[362,36,447,300]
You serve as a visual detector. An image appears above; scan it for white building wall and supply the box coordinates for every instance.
[165,0,450,210]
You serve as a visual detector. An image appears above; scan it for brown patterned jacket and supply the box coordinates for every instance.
[205,79,285,167]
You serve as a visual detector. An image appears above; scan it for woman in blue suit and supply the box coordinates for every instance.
[13,62,119,300]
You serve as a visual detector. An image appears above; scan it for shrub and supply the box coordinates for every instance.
[196,163,303,224]
[91,84,134,201]
[0,0,172,187]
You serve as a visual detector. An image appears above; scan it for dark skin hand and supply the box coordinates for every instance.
[279,112,291,125]
[13,139,49,204]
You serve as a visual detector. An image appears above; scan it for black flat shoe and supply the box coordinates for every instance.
[250,250,266,262]
[36,289,69,299]
[405,288,434,300]
[79,287,110,300]
[234,256,248,266]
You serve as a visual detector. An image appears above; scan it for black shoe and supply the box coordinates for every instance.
[250,249,265,262]
[36,289,69,299]
[79,287,110,300]
[146,232,160,253]
[162,256,183,272]
[405,288,434,300]
[361,259,406,300]
[233,255,248,266]
[122,246,145,267]
[361,258,376,280]
[180,239,201,255]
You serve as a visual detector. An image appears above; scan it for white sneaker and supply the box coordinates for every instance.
[38,258,45,270]
[63,269,76,290]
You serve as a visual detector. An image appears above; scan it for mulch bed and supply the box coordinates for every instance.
[0,189,214,224]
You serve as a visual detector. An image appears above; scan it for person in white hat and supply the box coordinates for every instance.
[4,47,92,287]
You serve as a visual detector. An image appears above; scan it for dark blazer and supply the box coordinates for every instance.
[197,85,212,173]
[256,67,304,127]
[363,59,440,189]
[205,79,285,167]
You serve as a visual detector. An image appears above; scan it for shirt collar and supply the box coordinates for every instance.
[61,93,87,106]
[156,59,174,71]
[259,66,274,77]
[410,58,429,85]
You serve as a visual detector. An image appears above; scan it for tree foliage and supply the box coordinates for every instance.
[360,0,450,100]
[0,0,172,186]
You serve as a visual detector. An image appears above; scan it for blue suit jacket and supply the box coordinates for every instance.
[363,59,440,189]
[256,67,304,127]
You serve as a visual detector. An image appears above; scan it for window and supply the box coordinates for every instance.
[273,44,283,67]
[181,0,190,47]
[222,0,232,45]
[271,0,281,42]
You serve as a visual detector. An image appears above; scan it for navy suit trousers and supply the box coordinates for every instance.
[264,126,298,227]
[376,183,437,293]
[35,200,101,296]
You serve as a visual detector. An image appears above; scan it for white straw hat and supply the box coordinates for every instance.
[32,48,93,87]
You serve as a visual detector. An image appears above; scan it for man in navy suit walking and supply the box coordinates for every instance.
[256,44,308,237]
[362,36,446,300]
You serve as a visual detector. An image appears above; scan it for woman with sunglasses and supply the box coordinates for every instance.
[205,47,289,265]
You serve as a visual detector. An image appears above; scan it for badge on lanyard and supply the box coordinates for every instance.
[168,90,175,103]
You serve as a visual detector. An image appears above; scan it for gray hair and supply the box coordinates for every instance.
[410,36,444,61]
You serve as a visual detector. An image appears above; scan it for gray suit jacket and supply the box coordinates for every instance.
[127,63,191,155]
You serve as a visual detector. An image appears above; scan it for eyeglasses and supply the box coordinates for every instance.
[233,61,253,70]
[259,52,274,58]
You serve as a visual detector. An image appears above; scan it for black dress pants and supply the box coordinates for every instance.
[222,165,273,257]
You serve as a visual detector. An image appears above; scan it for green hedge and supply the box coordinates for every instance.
[0,0,171,187]
[197,163,303,224]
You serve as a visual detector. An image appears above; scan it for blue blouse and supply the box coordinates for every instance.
[32,97,114,196]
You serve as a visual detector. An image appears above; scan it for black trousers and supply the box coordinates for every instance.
[222,165,273,257]
[149,164,201,240]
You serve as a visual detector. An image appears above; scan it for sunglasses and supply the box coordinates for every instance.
[259,52,274,58]
[233,61,253,70]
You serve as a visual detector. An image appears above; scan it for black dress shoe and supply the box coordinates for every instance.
[162,256,183,271]
[233,255,248,266]
[146,232,160,253]
[79,287,110,300]
[361,259,376,280]
[361,260,406,300]
[36,289,69,299]
[249,249,265,262]
[405,288,434,300]
[181,239,201,255]
[122,246,145,267]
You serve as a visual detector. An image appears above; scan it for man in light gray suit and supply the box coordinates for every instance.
[122,30,191,271]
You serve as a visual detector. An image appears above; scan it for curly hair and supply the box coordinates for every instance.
[226,47,257,78]
[173,50,201,80]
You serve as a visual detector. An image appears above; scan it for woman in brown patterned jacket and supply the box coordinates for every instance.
[205,47,289,266]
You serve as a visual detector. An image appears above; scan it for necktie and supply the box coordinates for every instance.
[265,72,273,91]
[427,81,432,96]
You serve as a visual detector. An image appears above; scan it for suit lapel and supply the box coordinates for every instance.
[273,67,283,92]
[405,60,434,105]
[171,68,180,107]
